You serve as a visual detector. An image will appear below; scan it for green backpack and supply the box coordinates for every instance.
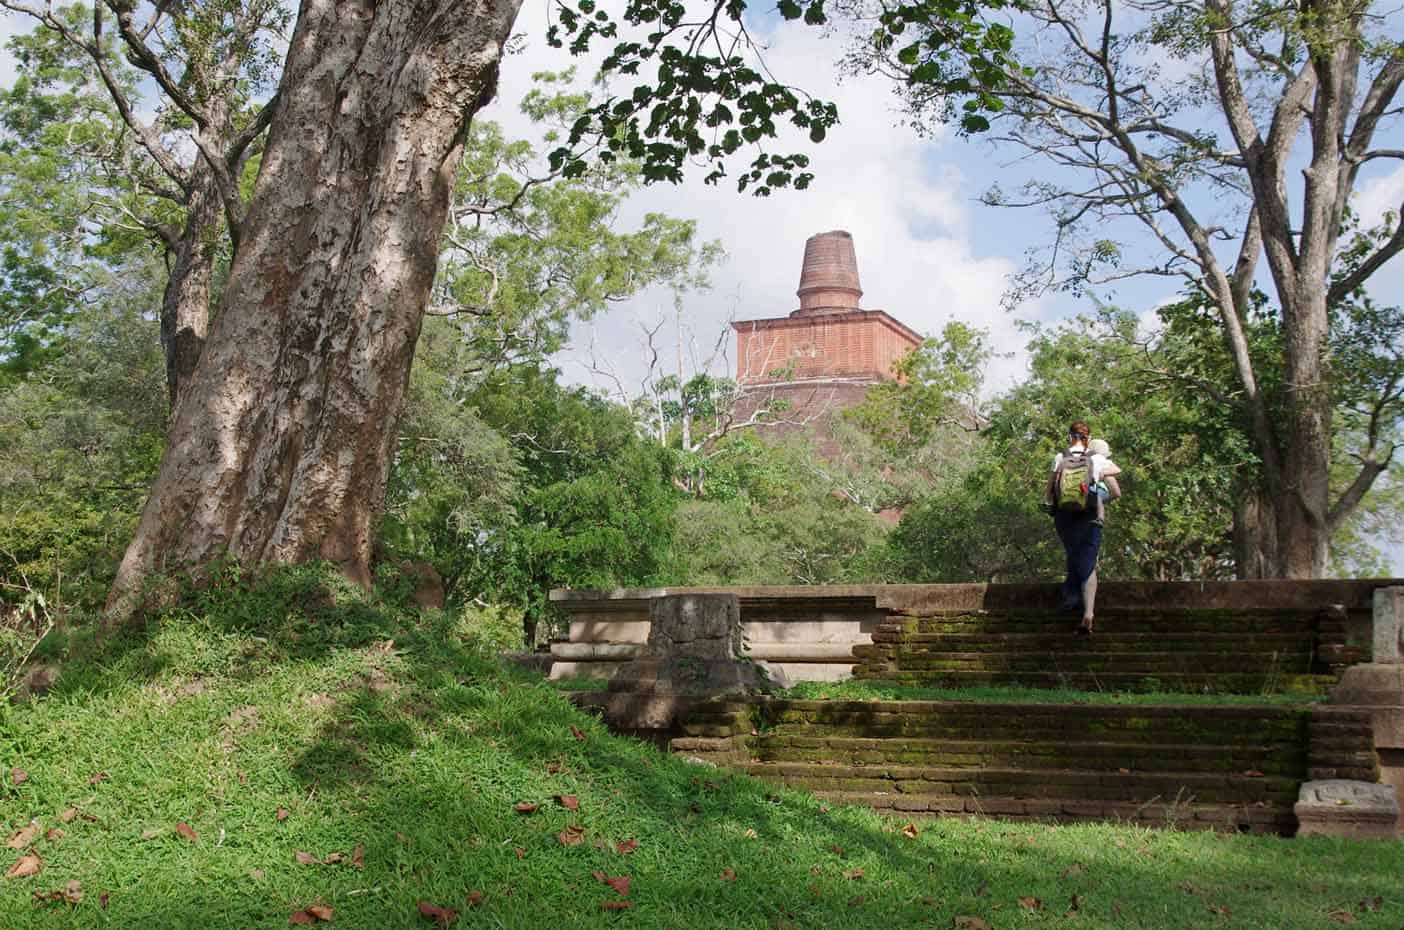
[1054,449,1095,513]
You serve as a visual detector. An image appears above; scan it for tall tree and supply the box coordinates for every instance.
[0,1,286,410]
[851,0,1404,576]
[90,0,1019,618]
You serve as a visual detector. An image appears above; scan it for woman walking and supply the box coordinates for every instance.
[1045,421,1120,634]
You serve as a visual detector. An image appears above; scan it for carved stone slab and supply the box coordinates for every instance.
[1295,780,1399,839]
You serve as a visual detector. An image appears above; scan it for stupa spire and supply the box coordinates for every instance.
[794,230,862,315]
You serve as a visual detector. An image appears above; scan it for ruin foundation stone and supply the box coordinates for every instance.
[1295,780,1400,839]
[596,594,775,730]
[1332,586,1404,833]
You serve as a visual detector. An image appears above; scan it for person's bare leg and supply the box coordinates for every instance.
[1080,570,1098,630]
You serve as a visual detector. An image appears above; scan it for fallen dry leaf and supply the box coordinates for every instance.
[88,772,109,785]
[140,828,162,841]
[558,825,586,846]
[554,795,579,811]
[100,890,109,909]
[10,768,28,786]
[1242,769,1265,778]
[175,822,197,842]
[250,869,266,880]
[721,868,738,882]
[6,852,41,879]
[900,822,919,839]
[600,900,632,911]
[467,891,485,906]
[570,725,586,741]
[1061,862,1085,879]
[1328,910,1357,925]
[514,802,540,814]
[323,852,347,865]
[1065,893,1083,917]
[843,868,865,881]
[277,808,290,822]
[57,809,77,824]
[295,851,320,865]
[417,901,458,926]
[32,879,82,905]
[744,828,758,839]
[615,838,638,855]
[848,895,866,907]
[306,904,333,921]
[5,822,39,849]
[1019,896,1043,911]
[828,844,844,857]
[592,872,631,896]
[44,828,63,842]
[514,847,525,859]
[953,917,991,930]
[351,844,364,869]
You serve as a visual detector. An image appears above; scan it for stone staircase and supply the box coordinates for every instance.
[851,607,1361,695]
[670,698,1378,834]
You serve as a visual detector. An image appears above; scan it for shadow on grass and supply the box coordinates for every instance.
[7,570,1402,929]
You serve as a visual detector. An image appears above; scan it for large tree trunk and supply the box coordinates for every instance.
[1232,484,1278,579]
[107,0,522,618]
[1273,287,1333,577]
[160,175,221,412]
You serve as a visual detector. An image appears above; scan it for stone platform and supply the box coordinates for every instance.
[550,581,1391,686]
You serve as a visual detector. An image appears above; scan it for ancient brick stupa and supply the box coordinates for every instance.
[731,230,922,431]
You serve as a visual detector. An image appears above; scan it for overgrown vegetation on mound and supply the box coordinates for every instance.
[1,568,1401,929]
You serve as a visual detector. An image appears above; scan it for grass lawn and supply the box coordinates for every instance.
[1,574,1398,929]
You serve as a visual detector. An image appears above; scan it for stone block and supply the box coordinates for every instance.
[648,594,742,659]
[570,620,650,644]
[1374,587,1404,664]
[1295,780,1398,839]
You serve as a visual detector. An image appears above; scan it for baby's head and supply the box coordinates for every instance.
[1088,438,1111,457]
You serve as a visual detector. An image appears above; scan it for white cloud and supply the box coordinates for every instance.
[483,3,1031,397]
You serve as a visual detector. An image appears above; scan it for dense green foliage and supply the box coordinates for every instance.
[0,268,167,608]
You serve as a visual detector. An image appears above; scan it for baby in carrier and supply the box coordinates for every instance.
[1087,438,1122,524]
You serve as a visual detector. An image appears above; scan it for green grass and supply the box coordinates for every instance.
[0,570,1397,929]
[779,679,1325,706]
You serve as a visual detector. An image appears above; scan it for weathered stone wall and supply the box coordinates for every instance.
[661,697,1378,834]
[854,606,1358,695]
[549,582,1392,686]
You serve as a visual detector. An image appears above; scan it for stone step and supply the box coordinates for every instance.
[849,668,1335,694]
[893,606,1326,621]
[806,790,1294,833]
[866,632,1316,649]
[869,652,1314,673]
[749,738,1304,776]
[745,762,1299,804]
[887,619,1319,636]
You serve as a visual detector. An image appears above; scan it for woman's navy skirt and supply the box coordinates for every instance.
[1053,511,1103,610]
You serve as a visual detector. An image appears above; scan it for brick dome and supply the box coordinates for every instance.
[795,230,862,315]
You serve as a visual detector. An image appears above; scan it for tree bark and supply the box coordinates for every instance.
[108,0,522,618]
[160,175,221,412]
[1232,484,1278,579]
